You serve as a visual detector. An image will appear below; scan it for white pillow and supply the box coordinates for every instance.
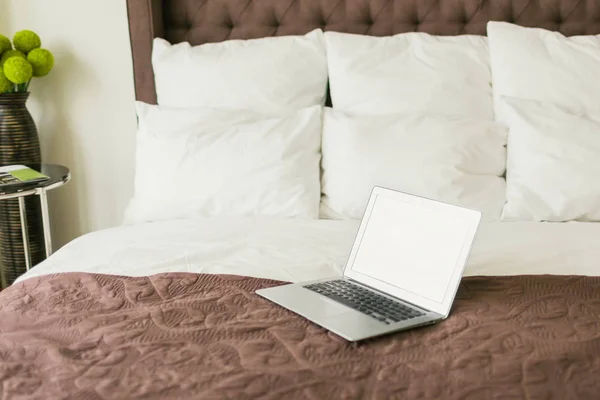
[502,97,600,222]
[320,108,507,221]
[324,31,492,119]
[487,21,600,120]
[124,103,323,224]
[152,29,327,112]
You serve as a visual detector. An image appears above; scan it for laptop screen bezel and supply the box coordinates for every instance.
[342,186,481,317]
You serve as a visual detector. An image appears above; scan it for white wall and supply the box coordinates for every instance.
[4,1,138,248]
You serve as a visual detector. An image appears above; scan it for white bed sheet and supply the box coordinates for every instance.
[16,217,600,284]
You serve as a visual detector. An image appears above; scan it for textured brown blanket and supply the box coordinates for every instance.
[0,273,599,399]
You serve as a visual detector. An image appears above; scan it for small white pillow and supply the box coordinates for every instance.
[324,31,492,119]
[152,29,327,112]
[487,21,600,120]
[124,103,323,224]
[320,108,507,220]
[502,97,600,222]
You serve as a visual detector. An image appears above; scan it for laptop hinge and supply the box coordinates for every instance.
[347,277,432,313]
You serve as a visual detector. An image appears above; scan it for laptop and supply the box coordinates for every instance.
[256,186,482,341]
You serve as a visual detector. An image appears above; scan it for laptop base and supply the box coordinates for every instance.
[256,278,441,342]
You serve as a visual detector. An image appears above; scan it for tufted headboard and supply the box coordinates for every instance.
[126,0,600,105]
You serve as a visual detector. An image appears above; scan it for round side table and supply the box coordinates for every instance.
[0,164,70,273]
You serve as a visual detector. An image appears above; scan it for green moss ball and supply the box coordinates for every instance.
[27,48,54,77]
[3,57,33,84]
[0,69,13,93]
[0,49,26,66]
[0,35,12,55]
[13,30,41,54]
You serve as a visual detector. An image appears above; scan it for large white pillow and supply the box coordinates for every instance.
[320,108,507,221]
[152,29,327,112]
[324,31,492,119]
[487,21,600,120]
[502,97,600,222]
[124,103,323,224]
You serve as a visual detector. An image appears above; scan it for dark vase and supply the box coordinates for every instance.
[0,92,45,287]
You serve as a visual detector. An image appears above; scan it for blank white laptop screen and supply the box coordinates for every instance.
[348,194,472,308]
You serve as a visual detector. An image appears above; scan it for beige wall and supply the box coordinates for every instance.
[4,1,138,248]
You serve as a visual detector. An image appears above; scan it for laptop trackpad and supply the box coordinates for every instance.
[314,296,352,317]
[258,284,351,318]
[293,290,350,317]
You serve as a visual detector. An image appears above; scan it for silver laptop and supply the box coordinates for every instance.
[256,186,481,341]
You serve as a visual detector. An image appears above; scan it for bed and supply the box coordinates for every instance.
[2,0,600,399]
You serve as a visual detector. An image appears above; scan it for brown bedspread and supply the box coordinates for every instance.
[0,273,599,400]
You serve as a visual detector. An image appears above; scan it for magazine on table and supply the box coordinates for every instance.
[0,165,49,188]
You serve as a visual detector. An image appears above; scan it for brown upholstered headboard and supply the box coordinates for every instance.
[126,0,600,105]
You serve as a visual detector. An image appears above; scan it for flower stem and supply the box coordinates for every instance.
[13,82,28,93]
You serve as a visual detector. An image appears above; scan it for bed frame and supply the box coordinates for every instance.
[126,0,600,105]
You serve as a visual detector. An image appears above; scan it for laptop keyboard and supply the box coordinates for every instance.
[304,280,425,325]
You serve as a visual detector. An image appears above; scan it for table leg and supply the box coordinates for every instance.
[18,196,32,271]
[39,189,53,258]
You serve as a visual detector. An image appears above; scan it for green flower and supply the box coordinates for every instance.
[0,49,26,66]
[0,68,13,93]
[27,48,54,77]
[3,57,33,84]
[13,30,41,54]
[0,35,12,56]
